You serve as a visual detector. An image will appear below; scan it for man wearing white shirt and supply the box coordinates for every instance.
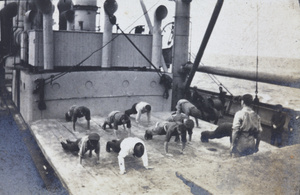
[125,102,151,125]
[231,94,263,157]
[106,137,150,174]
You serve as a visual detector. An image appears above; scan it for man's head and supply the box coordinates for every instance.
[275,104,283,112]
[241,94,253,106]
[120,114,130,124]
[88,133,100,147]
[145,105,151,112]
[144,130,153,140]
[133,142,144,158]
[183,119,194,131]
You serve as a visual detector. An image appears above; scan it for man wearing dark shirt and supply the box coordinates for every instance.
[201,122,232,143]
[175,99,203,127]
[271,104,286,147]
[65,105,91,131]
[288,110,300,145]
[102,111,131,137]
[61,133,100,165]
[144,121,189,156]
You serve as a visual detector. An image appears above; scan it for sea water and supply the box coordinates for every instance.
[191,69,300,111]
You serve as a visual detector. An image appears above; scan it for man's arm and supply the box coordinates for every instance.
[231,112,241,152]
[164,141,172,156]
[136,110,142,123]
[87,120,90,130]
[78,138,85,165]
[96,142,100,163]
[113,120,118,130]
[147,111,151,124]
[188,134,192,142]
[117,154,126,174]
[181,142,186,154]
[141,147,149,168]
[255,132,261,152]
[72,114,77,131]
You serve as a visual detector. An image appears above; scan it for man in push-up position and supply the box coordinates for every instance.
[61,133,100,165]
[65,105,91,131]
[106,137,151,175]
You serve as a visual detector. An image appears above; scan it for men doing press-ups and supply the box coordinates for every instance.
[65,105,91,131]
[144,120,194,156]
[125,101,151,125]
[106,137,151,175]
[201,122,233,143]
[175,99,204,127]
[102,111,131,138]
[61,133,100,165]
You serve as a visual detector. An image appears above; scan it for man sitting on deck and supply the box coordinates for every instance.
[65,105,91,131]
[102,111,131,138]
[231,94,263,157]
[106,137,150,175]
[144,120,194,156]
[125,101,151,125]
[175,99,203,127]
[61,133,100,165]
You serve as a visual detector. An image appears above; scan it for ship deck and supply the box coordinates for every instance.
[29,112,300,195]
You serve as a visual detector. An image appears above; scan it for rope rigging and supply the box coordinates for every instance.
[190,53,233,96]
[116,24,162,77]
[43,34,121,86]
[253,1,260,113]
[41,0,163,86]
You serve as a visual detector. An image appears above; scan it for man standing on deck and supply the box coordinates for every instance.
[231,94,263,157]
[288,110,300,145]
[106,137,150,175]
[270,104,286,147]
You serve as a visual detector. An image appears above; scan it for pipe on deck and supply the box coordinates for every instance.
[185,65,300,88]
[102,0,118,68]
[184,0,224,92]
[34,0,54,70]
[151,5,168,70]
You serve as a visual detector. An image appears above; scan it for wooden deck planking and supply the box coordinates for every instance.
[29,112,283,195]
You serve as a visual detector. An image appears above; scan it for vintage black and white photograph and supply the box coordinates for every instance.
[0,0,299,194]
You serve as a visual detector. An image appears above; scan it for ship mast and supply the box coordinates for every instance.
[171,0,192,109]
